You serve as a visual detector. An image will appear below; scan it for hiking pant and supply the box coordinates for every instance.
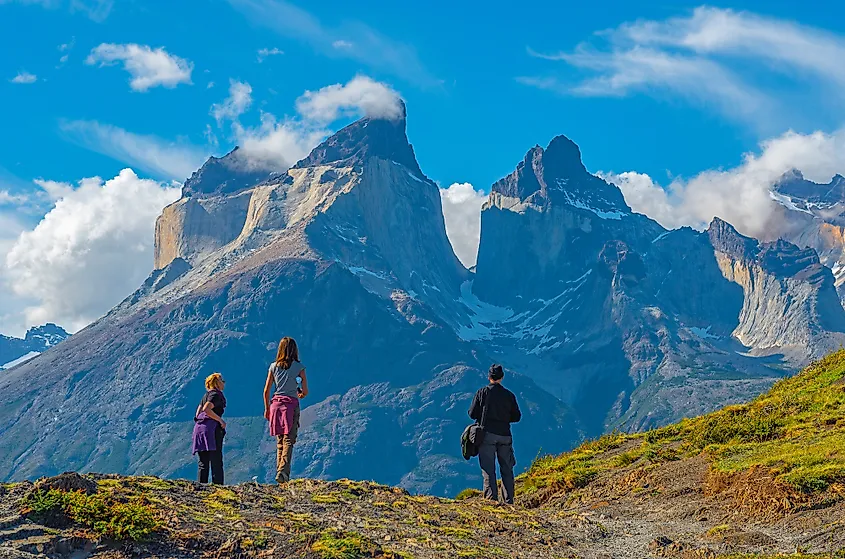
[275,405,301,482]
[478,432,516,504]
[198,427,225,485]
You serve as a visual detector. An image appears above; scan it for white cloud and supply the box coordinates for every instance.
[211,80,253,124]
[207,81,215,89]
[69,0,112,21]
[221,75,402,172]
[440,182,487,268]
[257,47,283,62]
[233,114,327,172]
[60,120,210,180]
[603,128,845,239]
[4,169,181,332]
[10,72,37,84]
[57,37,74,65]
[85,43,193,91]
[227,0,437,86]
[295,75,403,123]
[0,190,30,205]
[0,0,111,21]
[522,7,845,130]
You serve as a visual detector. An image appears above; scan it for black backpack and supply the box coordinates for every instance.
[461,392,489,460]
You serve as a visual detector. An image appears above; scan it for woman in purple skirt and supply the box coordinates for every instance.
[192,372,227,484]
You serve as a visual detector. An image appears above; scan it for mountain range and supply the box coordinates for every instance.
[0,324,68,370]
[1,104,844,495]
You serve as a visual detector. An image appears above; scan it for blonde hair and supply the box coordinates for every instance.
[204,372,224,391]
[275,337,299,370]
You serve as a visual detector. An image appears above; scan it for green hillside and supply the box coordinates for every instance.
[520,350,845,508]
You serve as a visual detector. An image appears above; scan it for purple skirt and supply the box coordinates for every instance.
[192,414,220,454]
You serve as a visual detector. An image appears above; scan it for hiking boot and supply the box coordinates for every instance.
[275,472,289,484]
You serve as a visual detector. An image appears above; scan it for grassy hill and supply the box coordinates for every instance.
[519,349,845,508]
[2,351,845,558]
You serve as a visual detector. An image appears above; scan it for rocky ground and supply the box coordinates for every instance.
[0,467,842,559]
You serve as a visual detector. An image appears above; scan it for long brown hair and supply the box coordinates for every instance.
[275,337,299,370]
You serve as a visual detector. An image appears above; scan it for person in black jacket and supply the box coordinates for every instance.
[468,364,522,504]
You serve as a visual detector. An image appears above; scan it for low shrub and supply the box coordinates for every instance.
[22,488,160,541]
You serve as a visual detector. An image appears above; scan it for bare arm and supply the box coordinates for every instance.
[263,370,275,419]
[201,402,226,429]
[298,369,309,398]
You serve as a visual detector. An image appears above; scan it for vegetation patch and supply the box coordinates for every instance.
[519,350,845,505]
[311,530,379,558]
[454,489,481,501]
[22,488,160,541]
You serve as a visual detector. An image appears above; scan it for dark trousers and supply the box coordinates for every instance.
[198,427,225,485]
[478,432,516,504]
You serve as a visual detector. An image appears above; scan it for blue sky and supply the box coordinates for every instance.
[3,0,843,189]
[2,0,845,336]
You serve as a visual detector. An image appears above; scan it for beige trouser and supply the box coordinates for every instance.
[275,404,300,482]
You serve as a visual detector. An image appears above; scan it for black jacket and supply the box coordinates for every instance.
[468,383,521,437]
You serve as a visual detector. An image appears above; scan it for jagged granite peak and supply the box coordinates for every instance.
[24,323,69,348]
[293,100,425,180]
[181,147,274,198]
[1,323,69,369]
[775,169,845,208]
[489,134,630,217]
[707,217,760,259]
[708,217,830,284]
[706,217,845,357]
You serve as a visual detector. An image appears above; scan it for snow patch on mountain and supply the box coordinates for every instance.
[457,280,513,341]
[1,351,40,370]
[769,190,813,215]
[557,180,626,220]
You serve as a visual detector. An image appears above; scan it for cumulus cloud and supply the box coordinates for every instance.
[233,114,327,172]
[217,75,402,171]
[85,43,193,91]
[256,47,283,62]
[522,7,845,130]
[10,72,37,84]
[603,128,845,239]
[211,80,253,124]
[4,169,180,332]
[295,75,403,123]
[440,182,487,268]
[60,120,210,181]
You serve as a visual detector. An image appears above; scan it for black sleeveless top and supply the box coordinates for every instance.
[200,389,226,417]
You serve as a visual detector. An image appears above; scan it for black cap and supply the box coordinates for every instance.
[489,364,504,381]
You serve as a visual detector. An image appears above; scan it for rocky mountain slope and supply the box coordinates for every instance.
[771,171,845,299]
[2,103,845,493]
[0,324,69,370]
[1,351,843,558]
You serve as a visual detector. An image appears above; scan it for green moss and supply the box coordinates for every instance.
[312,493,342,504]
[311,530,378,559]
[22,488,160,541]
[454,488,481,501]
